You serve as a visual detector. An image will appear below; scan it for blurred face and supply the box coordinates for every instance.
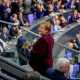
[38,24,47,35]
[0,0,2,3]
[60,63,70,74]
[68,43,73,49]
[63,63,70,74]
[3,27,7,33]
[74,10,78,15]
[55,19,60,25]
[18,12,22,18]
[78,12,80,17]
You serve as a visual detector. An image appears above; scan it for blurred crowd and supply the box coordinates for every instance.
[0,0,80,80]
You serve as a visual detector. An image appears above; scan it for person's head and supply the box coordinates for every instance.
[48,3,53,12]
[55,58,70,74]
[74,9,78,16]
[68,42,73,49]
[59,14,65,20]
[23,71,41,80]
[55,19,60,25]
[18,11,23,18]
[70,38,76,43]
[12,14,18,19]
[2,27,7,34]
[0,0,2,3]
[38,21,51,35]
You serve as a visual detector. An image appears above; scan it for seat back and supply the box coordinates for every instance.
[72,63,79,78]
[27,14,34,24]
[67,16,71,24]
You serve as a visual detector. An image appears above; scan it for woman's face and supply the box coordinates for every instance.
[74,10,78,16]
[38,24,47,35]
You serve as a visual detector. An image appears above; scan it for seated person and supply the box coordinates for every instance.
[65,42,74,59]
[62,0,72,9]
[54,0,64,12]
[10,13,19,25]
[75,0,80,12]
[45,58,70,80]
[45,3,54,15]
[53,18,65,32]
[65,37,79,59]
[69,38,80,50]
[9,24,19,39]
[35,3,45,19]
[23,71,41,80]
[59,14,67,27]
[16,29,27,65]
[0,27,9,42]
[17,11,29,27]
[69,9,78,23]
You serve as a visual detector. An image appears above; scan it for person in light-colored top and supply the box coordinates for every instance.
[54,18,65,32]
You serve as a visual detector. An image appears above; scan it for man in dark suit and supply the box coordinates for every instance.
[9,24,19,39]
[45,58,70,80]
[18,11,29,27]
[16,29,27,65]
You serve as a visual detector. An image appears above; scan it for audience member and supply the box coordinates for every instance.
[59,14,67,27]
[35,3,45,19]
[9,23,19,39]
[23,71,41,80]
[65,41,74,59]
[70,9,78,23]
[16,29,27,65]
[10,0,20,15]
[45,3,54,15]
[0,0,7,21]
[0,27,9,42]
[17,11,29,27]
[54,18,65,32]
[29,21,54,75]
[45,58,70,80]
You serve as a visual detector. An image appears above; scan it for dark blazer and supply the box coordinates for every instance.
[75,2,80,12]
[16,35,26,49]
[9,27,18,38]
[18,17,27,26]
[29,33,54,74]
[46,69,69,80]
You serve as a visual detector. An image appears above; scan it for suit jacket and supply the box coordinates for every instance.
[18,17,27,26]
[16,35,26,49]
[9,27,18,38]
[29,33,54,74]
[47,69,69,80]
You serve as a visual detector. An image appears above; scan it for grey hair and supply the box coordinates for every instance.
[55,58,70,70]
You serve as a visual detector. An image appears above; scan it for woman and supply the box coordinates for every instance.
[29,21,54,75]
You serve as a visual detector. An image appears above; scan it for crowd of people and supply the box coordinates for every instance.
[0,0,80,80]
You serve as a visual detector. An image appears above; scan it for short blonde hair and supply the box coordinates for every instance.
[39,21,51,32]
